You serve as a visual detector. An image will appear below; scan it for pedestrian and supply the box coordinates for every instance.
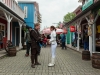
[56,34,61,45]
[0,30,3,50]
[83,33,89,50]
[25,27,32,57]
[61,33,66,50]
[74,30,78,47]
[30,23,41,68]
[48,26,57,67]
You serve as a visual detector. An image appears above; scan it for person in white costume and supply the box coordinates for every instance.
[48,26,57,67]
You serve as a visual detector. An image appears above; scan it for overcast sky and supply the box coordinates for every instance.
[16,0,81,30]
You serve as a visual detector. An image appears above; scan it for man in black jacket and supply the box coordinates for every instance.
[30,23,41,68]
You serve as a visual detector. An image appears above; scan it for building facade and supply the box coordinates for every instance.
[0,0,25,49]
[18,1,41,28]
[65,0,100,55]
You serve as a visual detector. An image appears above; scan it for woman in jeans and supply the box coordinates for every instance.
[48,26,57,67]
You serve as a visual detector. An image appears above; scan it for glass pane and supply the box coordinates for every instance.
[1,31,4,36]
[2,26,4,30]
[0,25,1,30]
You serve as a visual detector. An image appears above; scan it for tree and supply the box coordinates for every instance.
[63,12,76,23]
[56,22,61,28]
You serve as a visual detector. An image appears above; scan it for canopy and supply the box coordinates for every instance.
[42,28,67,34]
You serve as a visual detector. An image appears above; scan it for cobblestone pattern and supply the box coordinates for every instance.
[0,47,100,75]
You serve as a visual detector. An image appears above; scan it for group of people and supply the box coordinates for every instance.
[72,26,89,51]
[25,23,57,68]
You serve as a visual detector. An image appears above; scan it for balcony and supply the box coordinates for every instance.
[0,0,24,19]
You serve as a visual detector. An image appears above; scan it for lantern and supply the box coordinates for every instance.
[70,26,75,32]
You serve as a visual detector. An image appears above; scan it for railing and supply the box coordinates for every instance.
[0,0,24,19]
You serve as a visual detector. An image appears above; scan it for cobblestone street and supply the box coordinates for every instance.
[0,47,100,75]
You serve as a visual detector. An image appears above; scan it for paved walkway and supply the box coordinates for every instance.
[0,47,100,75]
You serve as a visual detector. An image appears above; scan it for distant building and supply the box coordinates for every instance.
[18,0,41,28]
[73,5,82,16]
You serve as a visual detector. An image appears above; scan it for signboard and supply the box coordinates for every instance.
[82,0,93,11]
[70,26,75,32]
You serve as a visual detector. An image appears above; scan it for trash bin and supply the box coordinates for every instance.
[82,50,90,60]
[8,46,16,56]
[92,52,100,69]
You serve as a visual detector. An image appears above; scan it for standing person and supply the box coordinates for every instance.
[74,30,78,47]
[83,27,89,50]
[48,26,57,67]
[61,33,66,50]
[56,34,60,45]
[83,33,89,50]
[0,31,3,50]
[25,27,32,57]
[30,23,41,68]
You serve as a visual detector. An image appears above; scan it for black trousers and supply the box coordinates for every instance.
[62,42,66,49]
[26,42,31,55]
[31,48,38,64]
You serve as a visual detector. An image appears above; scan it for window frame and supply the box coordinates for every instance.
[0,23,5,37]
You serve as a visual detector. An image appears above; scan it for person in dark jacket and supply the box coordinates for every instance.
[83,33,89,50]
[30,23,41,68]
[25,27,32,57]
[74,30,78,47]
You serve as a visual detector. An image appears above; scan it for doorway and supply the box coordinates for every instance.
[15,27,19,46]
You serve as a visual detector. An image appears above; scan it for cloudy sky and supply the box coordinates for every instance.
[16,0,81,30]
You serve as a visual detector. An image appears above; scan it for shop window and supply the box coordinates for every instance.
[0,23,5,37]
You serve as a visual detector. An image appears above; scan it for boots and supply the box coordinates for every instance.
[31,55,35,68]
[48,58,55,67]
[35,54,41,65]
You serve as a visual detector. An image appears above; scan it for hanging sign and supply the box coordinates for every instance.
[97,25,100,33]
[70,26,75,32]
[88,25,92,36]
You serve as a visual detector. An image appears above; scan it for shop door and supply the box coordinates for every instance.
[15,27,19,46]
